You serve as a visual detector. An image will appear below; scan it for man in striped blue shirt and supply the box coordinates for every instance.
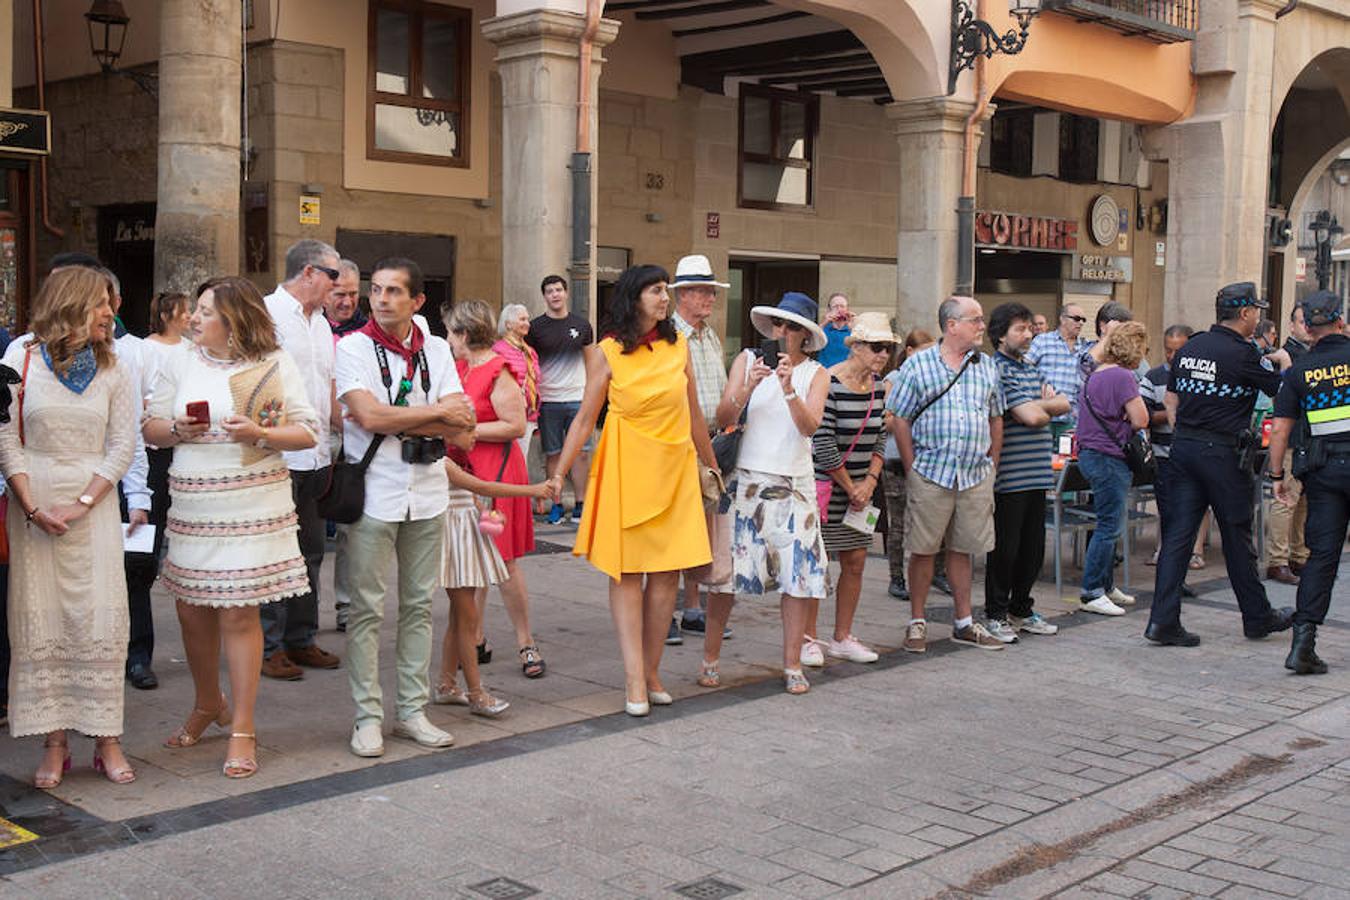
[984,303,1070,643]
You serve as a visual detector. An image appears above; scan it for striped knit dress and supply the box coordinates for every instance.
[812,374,887,553]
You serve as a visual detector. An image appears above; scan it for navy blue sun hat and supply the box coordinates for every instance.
[1216,281,1269,309]
[1299,290,1343,327]
[750,292,827,351]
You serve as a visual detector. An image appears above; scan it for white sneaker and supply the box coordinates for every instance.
[1106,587,1136,606]
[391,711,454,749]
[1012,612,1059,635]
[1081,595,1126,616]
[827,635,879,663]
[800,637,826,668]
[983,619,1020,644]
[350,721,384,758]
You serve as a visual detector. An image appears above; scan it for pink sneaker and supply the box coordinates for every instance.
[827,635,879,663]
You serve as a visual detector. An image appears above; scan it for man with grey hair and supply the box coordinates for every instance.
[325,259,367,342]
[887,295,1006,653]
[262,238,342,679]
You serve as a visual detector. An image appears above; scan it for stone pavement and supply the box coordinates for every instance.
[1,522,1347,897]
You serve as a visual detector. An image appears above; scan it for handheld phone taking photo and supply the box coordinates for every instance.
[186,401,211,425]
[759,338,781,371]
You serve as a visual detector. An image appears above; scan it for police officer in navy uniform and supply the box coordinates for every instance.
[1145,282,1295,646]
[1266,290,1350,675]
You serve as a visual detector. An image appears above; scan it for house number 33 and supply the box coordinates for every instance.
[645,172,665,190]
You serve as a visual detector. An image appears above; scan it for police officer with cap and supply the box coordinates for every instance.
[1265,289,1350,674]
[1145,281,1295,646]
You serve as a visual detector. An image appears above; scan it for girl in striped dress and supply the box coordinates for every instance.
[434,458,553,718]
[805,313,897,666]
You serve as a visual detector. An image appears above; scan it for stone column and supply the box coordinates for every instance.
[888,97,981,332]
[153,0,241,294]
[1150,0,1283,327]
[482,9,619,319]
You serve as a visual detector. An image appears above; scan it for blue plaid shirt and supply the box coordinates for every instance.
[888,342,1006,490]
[1028,330,1090,423]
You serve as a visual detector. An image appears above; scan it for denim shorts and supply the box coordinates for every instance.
[538,401,593,456]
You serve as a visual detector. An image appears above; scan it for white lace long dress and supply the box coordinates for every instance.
[0,341,137,738]
[149,346,319,607]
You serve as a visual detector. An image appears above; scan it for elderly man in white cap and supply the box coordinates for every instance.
[665,254,735,651]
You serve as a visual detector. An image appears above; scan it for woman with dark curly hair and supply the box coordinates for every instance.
[551,265,719,715]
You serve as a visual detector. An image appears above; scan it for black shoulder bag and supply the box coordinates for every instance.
[710,349,755,473]
[317,343,430,523]
[1082,371,1156,480]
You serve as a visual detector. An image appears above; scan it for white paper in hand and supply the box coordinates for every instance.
[842,504,879,535]
[123,522,156,554]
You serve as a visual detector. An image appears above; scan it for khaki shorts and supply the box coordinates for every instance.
[903,470,996,556]
[685,507,733,593]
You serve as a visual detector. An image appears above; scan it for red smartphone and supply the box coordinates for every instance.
[185,401,210,424]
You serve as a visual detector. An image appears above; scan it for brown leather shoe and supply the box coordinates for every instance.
[261,650,304,680]
[288,644,340,669]
[1265,565,1299,585]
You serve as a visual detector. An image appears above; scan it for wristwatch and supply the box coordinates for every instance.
[255,429,270,449]
[78,494,95,508]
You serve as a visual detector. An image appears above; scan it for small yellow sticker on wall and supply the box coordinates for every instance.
[299,195,321,226]
[0,816,39,849]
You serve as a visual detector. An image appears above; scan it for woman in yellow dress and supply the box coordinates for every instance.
[551,264,719,716]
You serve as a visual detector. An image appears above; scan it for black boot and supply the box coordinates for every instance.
[1285,623,1328,675]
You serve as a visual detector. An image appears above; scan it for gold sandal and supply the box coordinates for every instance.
[222,733,258,779]
[35,735,71,790]
[165,693,231,748]
[93,737,137,785]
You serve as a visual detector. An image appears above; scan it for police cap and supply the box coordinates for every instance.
[1215,281,1269,309]
[1299,289,1343,327]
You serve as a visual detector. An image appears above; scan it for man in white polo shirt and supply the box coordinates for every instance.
[337,257,474,757]
[262,239,342,680]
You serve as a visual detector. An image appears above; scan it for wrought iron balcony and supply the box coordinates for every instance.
[1042,0,1197,42]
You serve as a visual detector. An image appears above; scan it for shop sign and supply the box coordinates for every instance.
[299,194,321,226]
[706,212,720,240]
[112,216,155,245]
[1072,254,1132,283]
[1295,256,1307,283]
[0,108,51,156]
[597,246,631,283]
[975,211,1078,253]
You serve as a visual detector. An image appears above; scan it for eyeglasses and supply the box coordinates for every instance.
[779,320,806,333]
[311,264,340,281]
[864,341,895,354]
[958,315,985,325]
[1063,314,1087,323]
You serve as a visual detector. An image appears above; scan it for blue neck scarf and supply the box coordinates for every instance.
[42,345,98,395]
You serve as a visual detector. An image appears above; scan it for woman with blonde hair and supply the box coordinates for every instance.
[446,300,544,679]
[143,276,320,779]
[0,266,138,787]
[1076,320,1150,616]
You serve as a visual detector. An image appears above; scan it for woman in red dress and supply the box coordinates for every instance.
[446,300,545,678]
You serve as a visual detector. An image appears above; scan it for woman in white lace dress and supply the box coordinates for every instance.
[143,276,319,780]
[0,266,137,788]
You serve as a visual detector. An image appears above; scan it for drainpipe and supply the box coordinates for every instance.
[1274,0,1298,18]
[33,0,64,238]
[956,35,989,296]
[570,0,602,322]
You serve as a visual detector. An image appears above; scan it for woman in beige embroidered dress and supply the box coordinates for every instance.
[0,266,137,788]
[144,276,319,779]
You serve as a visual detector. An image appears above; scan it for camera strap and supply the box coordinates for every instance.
[374,344,431,407]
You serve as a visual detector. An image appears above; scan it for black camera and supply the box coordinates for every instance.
[400,436,446,465]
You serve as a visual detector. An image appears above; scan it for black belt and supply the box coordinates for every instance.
[1175,426,1238,448]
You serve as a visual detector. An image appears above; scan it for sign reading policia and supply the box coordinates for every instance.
[0,108,52,156]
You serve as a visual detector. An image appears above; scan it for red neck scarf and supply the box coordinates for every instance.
[361,318,424,367]
[604,327,663,350]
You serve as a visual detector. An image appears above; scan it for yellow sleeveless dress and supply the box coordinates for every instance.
[574,333,711,579]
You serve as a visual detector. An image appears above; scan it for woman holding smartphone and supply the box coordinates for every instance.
[143,277,320,779]
[709,292,830,695]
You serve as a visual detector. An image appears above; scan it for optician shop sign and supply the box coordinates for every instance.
[975,211,1078,253]
[1071,253,1133,283]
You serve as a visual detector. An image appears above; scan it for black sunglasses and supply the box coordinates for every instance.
[311,264,340,281]
[1063,314,1087,323]
[779,320,806,333]
[864,341,895,354]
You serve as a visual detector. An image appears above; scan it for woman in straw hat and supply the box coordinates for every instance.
[710,292,830,695]
[803,311,896,668]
